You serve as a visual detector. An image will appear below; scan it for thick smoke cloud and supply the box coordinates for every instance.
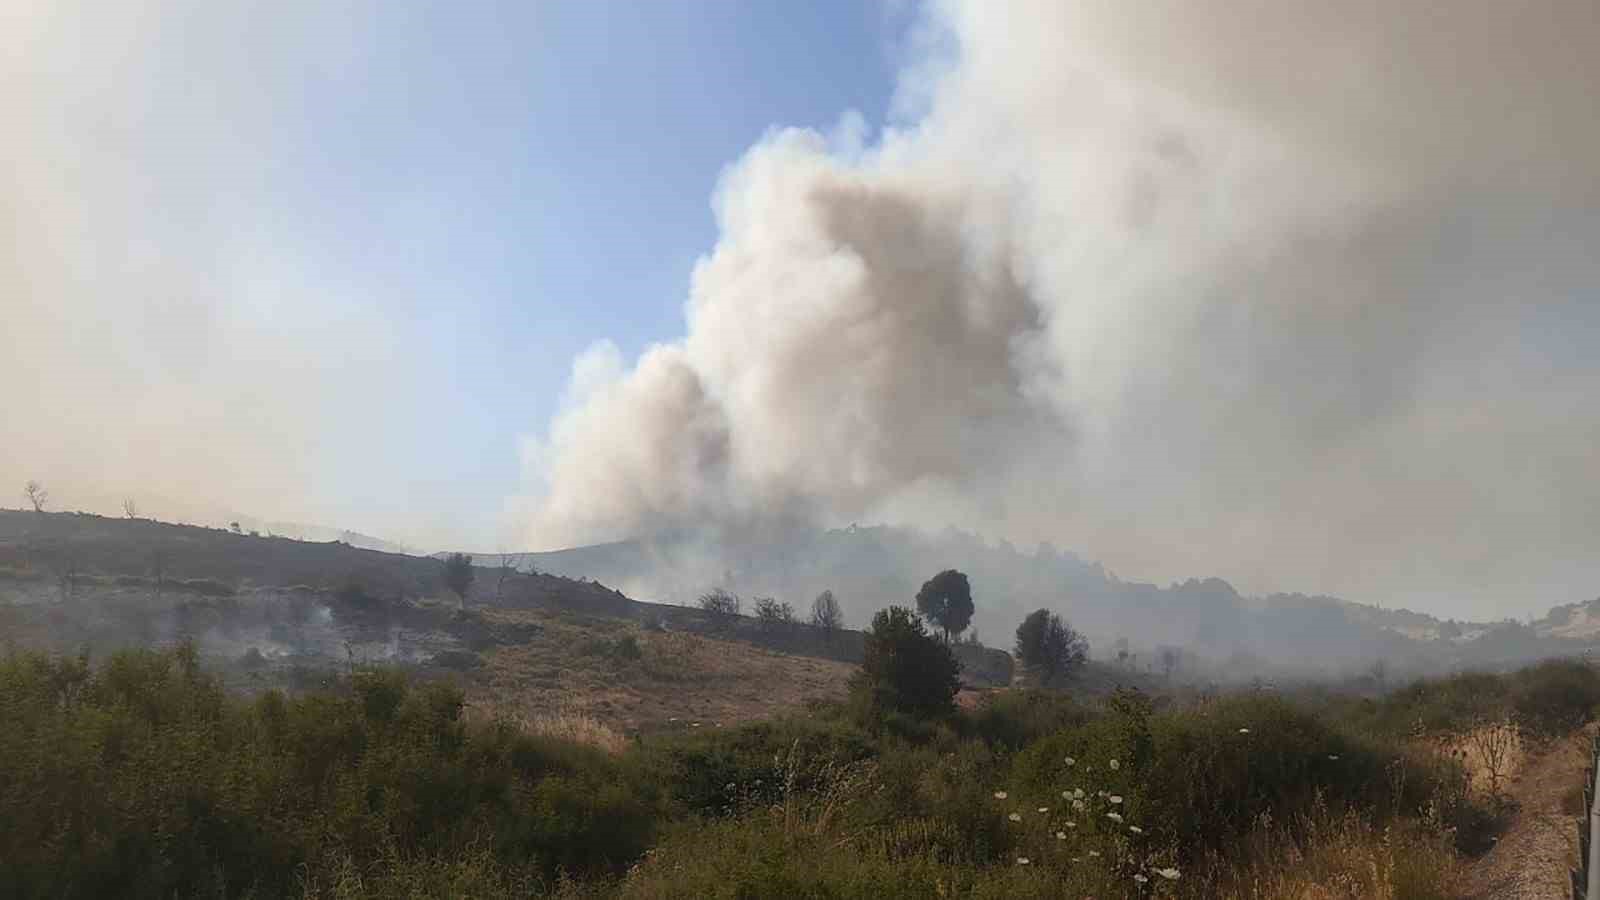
[524,0,1600,618]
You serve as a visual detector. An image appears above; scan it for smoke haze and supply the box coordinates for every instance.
[521,0,1600,619]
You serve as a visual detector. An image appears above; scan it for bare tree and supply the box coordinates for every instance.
[122,498,139,519]
[753,596,795,634]
[1467,717,1518,797]
[495,552,521,602]
[697,588,741,628]
[810,589,843,636]
[23,481,47,513]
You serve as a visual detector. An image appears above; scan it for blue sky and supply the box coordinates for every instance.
[319,2,910,542]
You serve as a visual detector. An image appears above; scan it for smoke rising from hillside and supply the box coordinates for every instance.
[523,0,1600,617]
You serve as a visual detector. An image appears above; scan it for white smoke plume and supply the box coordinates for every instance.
[521,0,1600,618]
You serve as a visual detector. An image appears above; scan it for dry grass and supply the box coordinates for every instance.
[512,708,629,755]
[1204,811,1456,900]
[466,608,856,736]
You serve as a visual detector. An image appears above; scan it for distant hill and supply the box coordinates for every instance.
[523,523,1600,679]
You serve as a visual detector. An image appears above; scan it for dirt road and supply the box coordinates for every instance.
[1462,730,1590,899]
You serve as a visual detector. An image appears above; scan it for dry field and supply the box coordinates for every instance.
[464,607,857,740]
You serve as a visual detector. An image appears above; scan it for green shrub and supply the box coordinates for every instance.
[0,646,661,899]
[1510,658,1600,742]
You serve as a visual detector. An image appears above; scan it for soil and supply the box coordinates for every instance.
[1462,728,1593,899]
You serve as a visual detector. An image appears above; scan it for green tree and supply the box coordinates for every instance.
[852,606,961,719]
[915,569,974,642]
[1014,609,1089,686]
[443,552,475,610]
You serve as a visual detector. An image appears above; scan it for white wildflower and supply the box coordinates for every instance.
[1072,800,1086,811]
[1063,790,1073,799]
[1109,759,1120,770]
[1328,754,1340,761]
[1129,825,1144,834]
[1088,850,1101,857]
[1074,788,1086,799]
[1133,874,1148,884]
[1038,806,1049,813]
[1065,820,1077,828]
[1238,727,1250,734]
[993,791,1008,800]
[1016,856,1030,865]
[1156,867,1181,880]
[1056,831,1068,840]
[1009,812,1022,822]
[1064,756,1076,766]
[1106,812,1124,823]
[1109,795,1123,804]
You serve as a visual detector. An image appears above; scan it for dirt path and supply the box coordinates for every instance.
[1461,730,1591,899]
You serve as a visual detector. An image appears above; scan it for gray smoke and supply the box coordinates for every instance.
[520,0,1600,619]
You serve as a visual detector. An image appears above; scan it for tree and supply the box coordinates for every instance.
[1467,717,1517,797]
[23,480,47,512]
[852,606,961,719]
[122,498,138,519]
[753,596,795,633]
[697,588,741,626]
[915,569,974,642]
[1013,609,1089,686]
[443,553,475,611]
[495,553,521,602]
[810,590,843,636]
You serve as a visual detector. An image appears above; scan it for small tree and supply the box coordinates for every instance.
[697,588,741,626]
[753,596,795,634]
[1467,717,1518,797]
[915,569,975,642]
[443,552,475,611]
[810,590,843,636]
[1014,609,1089,686]
[23,480,47,513]
[853,606,961,719]
[495,553,521,602]
[122,498,138,519]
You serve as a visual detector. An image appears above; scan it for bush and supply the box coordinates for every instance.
[0,646,662,898]
[851,606,961,722]
[1510,658,1600,742]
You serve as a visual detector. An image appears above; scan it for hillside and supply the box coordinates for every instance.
[524,523,1600,679]
[0,510,1011,734]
